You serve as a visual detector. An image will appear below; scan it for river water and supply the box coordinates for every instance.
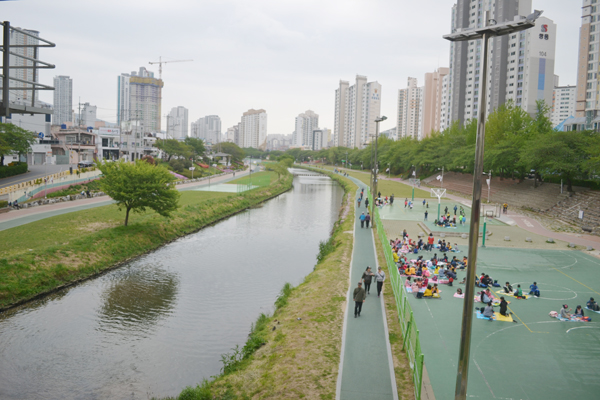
[0,170,343,400]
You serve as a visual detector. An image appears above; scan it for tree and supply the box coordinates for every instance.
[97,160,180,226]
[0,122,37,166]
[218,142,244,162]
[155,139,191,161]
[184,137,206,160]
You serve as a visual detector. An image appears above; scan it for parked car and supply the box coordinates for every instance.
[78,161,94,168]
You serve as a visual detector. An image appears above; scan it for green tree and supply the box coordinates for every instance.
[0,122,37,165]
[218,142,244,162]
[184,137,206,160]
[155,139,191,161]
[97,160,180,226]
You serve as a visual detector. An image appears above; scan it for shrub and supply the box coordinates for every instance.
[0,162,27,179]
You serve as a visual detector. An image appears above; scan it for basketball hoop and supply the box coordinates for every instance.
[409,178,421,187]
[430,188,446,221]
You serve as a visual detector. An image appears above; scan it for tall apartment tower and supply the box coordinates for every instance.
[82,103,97,128]
[396,77,423,139]
[575,0,600,124]
[53,76,73,125]
[551,85,577,127]
[168,106,189,140]
[422,68,449,138]
[191,115,221,144]
[334,75,381,148]
[448,0,555,125]
[293,110,319,147]
[117,67,163,132]
[2,27,40,105]
[240,109,267,149]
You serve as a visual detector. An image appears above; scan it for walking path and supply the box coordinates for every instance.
[0,170,251,232]
[337,178,398,400]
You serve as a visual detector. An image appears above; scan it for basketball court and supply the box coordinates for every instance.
[393,234,600,399]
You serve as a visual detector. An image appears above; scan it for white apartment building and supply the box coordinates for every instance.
[53,76,72,126]
[440,74,452,130]
[396,77,423,139]
[448,0,555,125]
[334,75,381,148]
[191,115,221,144]
[293,110,319,147]
[82,103,97,128]
[117,67,163,132]
[3,27,39,105]
[240,109,267,149]
[575,0,600,126]
[168,106,189,140]
[225,125,238,143]
[422,68,449,138]
[551,85,577,127]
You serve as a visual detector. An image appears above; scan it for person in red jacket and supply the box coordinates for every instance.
[427,233,435,251]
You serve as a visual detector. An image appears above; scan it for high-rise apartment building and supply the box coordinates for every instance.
[551,85,577,127]
[117,67,163,132]
[2,27,39,105]
[239,109,267,149]
[82,103,97,128]
[448,0,555,125]
[293,110,319,148]
[421,68,449,138]
[396,77,423,139]
[168,106,189,140]
[53,76,72,126]
[225,125,238,143]
[191,115,221,144]
[440,74,452,130]
[334,75,381,148]
[575,0,600,125]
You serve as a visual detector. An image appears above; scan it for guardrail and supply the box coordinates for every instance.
[367,188,424,400]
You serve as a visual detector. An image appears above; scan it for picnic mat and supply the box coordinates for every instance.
[475,311,514,322]
[495,290,530,300]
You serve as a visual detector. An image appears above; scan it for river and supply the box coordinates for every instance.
[0,170,343,399]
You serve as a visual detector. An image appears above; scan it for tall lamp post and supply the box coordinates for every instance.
[371,116,387,228]
[444,9,543,400]
[483,170,492,203]
[411,164,416,201]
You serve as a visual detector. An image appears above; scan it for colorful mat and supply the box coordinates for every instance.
[495,290,530,300]
[475,310,514,322]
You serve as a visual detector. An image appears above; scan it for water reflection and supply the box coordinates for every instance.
[97,266,179,338]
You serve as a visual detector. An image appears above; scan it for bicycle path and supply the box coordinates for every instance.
[337,178,398,400]
[0,170,251,232]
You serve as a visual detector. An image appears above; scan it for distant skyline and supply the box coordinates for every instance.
[3,0,581,135]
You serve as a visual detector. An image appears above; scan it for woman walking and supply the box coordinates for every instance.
[375,267,386,297]
[362,266,374,295]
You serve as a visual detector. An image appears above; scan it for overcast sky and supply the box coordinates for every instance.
[3,0,582,134]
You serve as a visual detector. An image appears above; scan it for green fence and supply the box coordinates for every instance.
[368,189,424,400]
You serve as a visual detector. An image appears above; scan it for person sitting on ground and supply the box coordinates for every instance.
[456,288,463,296]
[499,297,509,316]
[480,290,492,304]
[423,284,433,297]
[462,256,468,267]
[529,282,540,297]
[504,282,513,294]
[432,284,440,297]
[587,297,600,311]
[574,305,585,318]
[459,277,466,284]
[560,304,572,319]
[492,280,501,287]
[438,266,446,279]
[416,281,426,299]
[406,265,416,276]
[415,265,423,277]
[481,274,493,288]
[404,277,412,287]
[445,268,457,280]
[450,256,458,268]
[393,251,399,264]
[441,253,449,263]
[482,302,495,320]
[514,284,525,299]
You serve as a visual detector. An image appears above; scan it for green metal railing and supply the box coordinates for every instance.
[368,189,424,400]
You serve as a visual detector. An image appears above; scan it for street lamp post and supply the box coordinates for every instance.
[483,170,492,203]
[372,116,387,228]
[411,164,416,201]
[444,9,543,400]
[388,163,391,179]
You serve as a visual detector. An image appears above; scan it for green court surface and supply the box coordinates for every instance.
[401,247,600,400]
[192,183,258,193]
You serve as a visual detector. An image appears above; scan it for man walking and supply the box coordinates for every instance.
[424,210,428,221]
[365,212,371,228]
[375,267,386,297]
[365,197,369,209]
[354,282,366,318]
[360,212,366,228]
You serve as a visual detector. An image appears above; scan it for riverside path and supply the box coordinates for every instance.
[337,179,398,400]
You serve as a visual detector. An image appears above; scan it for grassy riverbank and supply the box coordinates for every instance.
[166,168,356,400]
[0,174,293,310]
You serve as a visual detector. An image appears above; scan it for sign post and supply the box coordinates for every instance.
[189,166,195,179]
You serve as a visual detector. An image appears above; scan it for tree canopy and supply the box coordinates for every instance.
[155,139,191,161]
[97,160,180,226]
[0,122,37,165]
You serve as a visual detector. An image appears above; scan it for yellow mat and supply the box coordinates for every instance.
[495,290,530,300]
[494,313,514,322]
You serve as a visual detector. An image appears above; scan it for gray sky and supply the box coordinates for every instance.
[4,0,581,134]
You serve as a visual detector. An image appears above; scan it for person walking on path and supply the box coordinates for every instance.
[405,198,408,208]
[353,282,366,317]
[365,212,371,228]
[454,205,458,215]
[362,266,374,295]
[423,199,426,207]
[424,210,428,221]
[378,191,381,199]
[357,193,362,208]
[360,212,366,228]
[375,267,386,297]
[365,198,369,209]
[390,194,394,205]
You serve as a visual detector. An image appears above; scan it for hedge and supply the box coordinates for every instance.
[0,162,28,179]
[543,175,600,191]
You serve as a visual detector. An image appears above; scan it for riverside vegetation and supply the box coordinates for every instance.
[0,170,292,310]
[167,167,413,400]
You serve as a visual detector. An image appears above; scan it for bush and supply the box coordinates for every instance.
[169,158,192,172]
[0,162,27,179]
[542,175,600,190]
[0,200,7,208]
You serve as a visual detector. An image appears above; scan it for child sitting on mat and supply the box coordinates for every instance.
[514,284,526,299]
[482,302,495,320]
[587,297,600,311]
[423,285,433,297]
[529,282,540,297]
[575,305,585,318]
[560,304,572,319]
[503,282,513,294]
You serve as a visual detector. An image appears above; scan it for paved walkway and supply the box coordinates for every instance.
[0,170,250,232]
[337,179,398,400]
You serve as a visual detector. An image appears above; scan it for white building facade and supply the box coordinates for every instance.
[396,77,423,139]
[293,110,319,148]
[168,106,189,140]
[551,85,577,127]
[334,75,381,148]
[240,109,267,149]
[191,115,221,144]
[53,76,73,126]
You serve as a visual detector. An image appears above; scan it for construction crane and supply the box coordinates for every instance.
[148,56,193,80]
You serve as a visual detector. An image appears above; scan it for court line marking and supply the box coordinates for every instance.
[566,326,600,334]
[473,359,496,399]
[550,266,600,296]
[506,305,533,333]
